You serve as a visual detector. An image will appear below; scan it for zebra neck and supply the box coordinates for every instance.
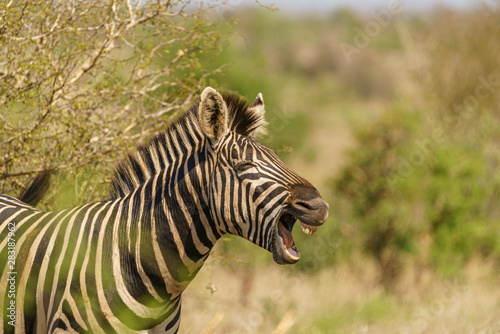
[127,146,221,298]
[111,111,224,296]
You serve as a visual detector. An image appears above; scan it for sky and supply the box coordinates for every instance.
[234,0,479,13]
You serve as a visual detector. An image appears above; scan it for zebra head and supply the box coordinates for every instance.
[198,87,329,264]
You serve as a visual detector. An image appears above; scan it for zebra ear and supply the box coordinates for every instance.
[246,93,268,137]
[198,87,228,145]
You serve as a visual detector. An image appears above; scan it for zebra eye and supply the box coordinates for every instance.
[235,161,257,172]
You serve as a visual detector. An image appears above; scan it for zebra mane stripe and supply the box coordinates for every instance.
[110,91,266,199]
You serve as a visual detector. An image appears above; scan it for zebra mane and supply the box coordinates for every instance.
[110,91,267,199]
[223,92,267,138]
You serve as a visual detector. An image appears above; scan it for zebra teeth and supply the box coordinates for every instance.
[300,222,318,236]
[301,225,313,235]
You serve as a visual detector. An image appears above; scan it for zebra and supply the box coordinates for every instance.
[0,87,329,333]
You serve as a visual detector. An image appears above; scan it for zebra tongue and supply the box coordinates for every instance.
[278,220,300,260]
[278,220,293,249]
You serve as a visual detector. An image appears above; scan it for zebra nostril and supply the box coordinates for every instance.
[295,201,313,210]
[293,197,326,211]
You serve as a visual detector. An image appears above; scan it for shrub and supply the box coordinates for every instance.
[334,7,500,284]
[0,0,227,209]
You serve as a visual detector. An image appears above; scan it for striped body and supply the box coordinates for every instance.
[0,88,328,333]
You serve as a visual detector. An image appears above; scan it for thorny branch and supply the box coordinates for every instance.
[0,0,229,208]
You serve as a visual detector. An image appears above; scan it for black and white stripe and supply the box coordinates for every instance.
[0,87,328,333]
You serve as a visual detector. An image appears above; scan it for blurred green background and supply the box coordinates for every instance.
[2,1,500,332]
[184,3,500,333]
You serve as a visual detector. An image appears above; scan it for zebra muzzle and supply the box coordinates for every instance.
[272,187,329,265]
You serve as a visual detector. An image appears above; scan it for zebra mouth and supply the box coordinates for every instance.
[272,212,319,264]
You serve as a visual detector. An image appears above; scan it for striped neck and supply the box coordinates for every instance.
[118,142,221,302]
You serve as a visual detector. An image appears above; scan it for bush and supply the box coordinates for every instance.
[0,0,227,209]
[334,8,500,284]
[335,107,425,286]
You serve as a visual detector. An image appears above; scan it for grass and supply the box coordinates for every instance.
[179,255,500,333]
[295,294,398,333]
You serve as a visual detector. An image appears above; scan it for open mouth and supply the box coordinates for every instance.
[272,212,320,264]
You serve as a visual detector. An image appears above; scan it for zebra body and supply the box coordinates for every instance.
[0,88,328,333]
